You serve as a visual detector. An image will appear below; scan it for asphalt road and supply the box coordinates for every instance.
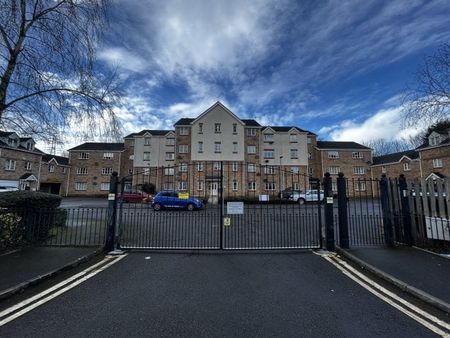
[0,252,438,337]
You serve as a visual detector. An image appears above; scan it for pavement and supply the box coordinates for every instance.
[0,246,102,299]
[337,246,450,313]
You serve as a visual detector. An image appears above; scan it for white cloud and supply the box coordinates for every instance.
[98,47,148,73]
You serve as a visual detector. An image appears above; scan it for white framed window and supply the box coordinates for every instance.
[78,152,89,160]
[102,167,113,175]
[103,152,114,159]
[232,142,238,153]
[308,152,312,159]
[328,151,339,159]
[214,142,221,153]
[179,127,189,135]
[352,152,363,159]
[332,182,337,192]
[293,182,299,190]
[100,183,110,191]
[232,180,238,191]
[381,166,387,174]
[143,168,150,176]
[289,134,298,142]
[163,182,174,190]
[263,166,276,174]
[232,124,237,134]
[62,167,67,174]
[353,167,365,175]
[265,182,276,191]
[429,135,441,146]
[76,167,88,175]
[179,145,189,154]
[26,142,33,150]
[166,138,175,146]
[433,159,443,168]
[198,141,203,153]
[246,128,257,136]
[129,155,134,160]
[355,182,366,192]
[179,163,188,172]
[178,181,188,191]
[164,168,174,176]
[199,123,203,134]
[291,166,299,174]
[328,166,340,175]
[197,162,204,172]
[144,137,151,146]
[232,162,239,172]
[308,167,314,175]
[263,134,274,142]
[5,159,16,171]
[214,123,221,133]
[264,149,274,159]
[247,164,256,173]
[247,145,256,154]
[403,163,411,171]
[213,162,221,171]
[128,169,133,175]
[290,149,298,159]
[48,164,55,173]
[165,152,175,161]
[248,181,256,191]
[307,138,312,144]
[75,182,87,191]
[143,152,151,161]
[24,161,32,170]
[129,139,135,147]
[197,181,204,191]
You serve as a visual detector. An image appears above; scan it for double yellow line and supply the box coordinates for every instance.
[0,254,127,327]
[318,252,450,337]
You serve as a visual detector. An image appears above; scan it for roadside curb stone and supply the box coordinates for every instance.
[336,246,450,314]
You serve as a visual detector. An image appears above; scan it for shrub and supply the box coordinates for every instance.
[0,211,25,250]
[0,191,61,209]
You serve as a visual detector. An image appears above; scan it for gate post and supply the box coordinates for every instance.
[323,173,335,251]
[104,172,118,252]
[398,174,413,246]
[337,173,349,249]
[379,175,394,247]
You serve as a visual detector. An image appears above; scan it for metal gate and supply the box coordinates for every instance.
[116,162,322,250]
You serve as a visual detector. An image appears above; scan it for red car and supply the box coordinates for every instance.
[117,192,151,203]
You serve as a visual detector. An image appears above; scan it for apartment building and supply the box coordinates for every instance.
[371,150,420,180]
[417,130,450,180]
[316,141,372,193]
[67,142,124,196]
[0,131,42,190]
[39,154,70,195]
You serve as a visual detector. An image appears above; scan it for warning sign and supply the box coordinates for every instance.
[178,192,189,199]
[224,217,231,226]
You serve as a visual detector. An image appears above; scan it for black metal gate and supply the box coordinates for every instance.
[115,162,322,250]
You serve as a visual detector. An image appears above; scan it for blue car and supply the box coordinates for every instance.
[151,190,203,211]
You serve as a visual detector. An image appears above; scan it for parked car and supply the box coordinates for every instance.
[151,190,203,211]
[117,192,150,203]
[279,188,302,199]
[290,190,325,204]
[0,186,19,192]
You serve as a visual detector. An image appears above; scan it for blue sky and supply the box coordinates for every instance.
[90,0,450,146]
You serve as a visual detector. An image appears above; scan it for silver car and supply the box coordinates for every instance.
[290,190,324,204]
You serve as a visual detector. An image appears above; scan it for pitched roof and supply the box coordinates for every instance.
[68,142,124,151]
[316,141,371,150]
[174,118,195,126]
[0,131,15,137]
[372,150,419,165]
[42,154,69,165]
[124,130,173,138]
[262,126,313,134]
[242,119,261,127]
[416,136,450,150]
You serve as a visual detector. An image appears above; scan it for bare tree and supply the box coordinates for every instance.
[363,138,415,156]
[0,0,121,142]
[403,43,450,127]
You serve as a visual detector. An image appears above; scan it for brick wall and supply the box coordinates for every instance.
[419,145,450,178]
[40,161,69,195]
[371,159,421,180]
[0,147,42,189]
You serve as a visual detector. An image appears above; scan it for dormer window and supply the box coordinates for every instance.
[263,134,274,142]
[26,142,33,150]
[8,138,18,147]
[429,135,441,146]
[144,137,151,146]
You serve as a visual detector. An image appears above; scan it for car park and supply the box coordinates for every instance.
[290,190,324,204]
[279,188,302,199]
[151,190,203,211]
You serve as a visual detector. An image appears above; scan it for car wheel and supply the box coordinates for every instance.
[153,203,162,211]
[187,203,195,211]
[298,198,305,205]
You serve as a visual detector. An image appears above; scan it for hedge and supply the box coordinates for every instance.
[0,191,61,209]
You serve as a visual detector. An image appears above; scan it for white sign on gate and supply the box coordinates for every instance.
[227,202,244,215]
